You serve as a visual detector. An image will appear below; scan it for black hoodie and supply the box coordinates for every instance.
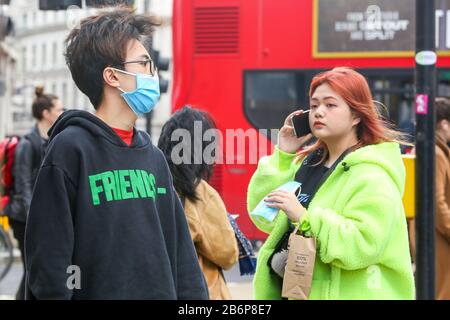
[25,110,209,300]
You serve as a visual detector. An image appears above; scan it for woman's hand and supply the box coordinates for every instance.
[278,110,313,154]
[264,190,306,222]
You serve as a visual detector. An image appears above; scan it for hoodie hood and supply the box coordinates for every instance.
[47,110,150,148]
[342,142,405,195]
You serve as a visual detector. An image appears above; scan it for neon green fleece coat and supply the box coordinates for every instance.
[247,142,415,300]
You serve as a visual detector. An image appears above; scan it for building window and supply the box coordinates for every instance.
[62,82,68,107]
[31,44,37,69]
[51,82,57,96]
[72,86,79,109]
[52,42,58,67]
[42,43,47,68]
[36,11,41,27]
[31,12,36,27]
[244,71,304,136]
[13,113,21,123]
[22,13,27,28]
[57,10,65,24]
[22,46,27,72]
[45,11,51,24]
[144,0,151,12]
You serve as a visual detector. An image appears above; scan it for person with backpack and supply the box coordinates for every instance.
[24,9,208,300]
[5,86,64,300]
[1,137,19,212]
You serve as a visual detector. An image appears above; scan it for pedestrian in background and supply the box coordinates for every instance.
[5,86,63,300]
[158,106,239,300]
[247,67,415,299]
[409,97,450,300]
[434,97,450,299]
[25,9,208,300]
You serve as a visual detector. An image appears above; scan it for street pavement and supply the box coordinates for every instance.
[0,254,21,300]
[0,259,254,300]
[223,263,254,300]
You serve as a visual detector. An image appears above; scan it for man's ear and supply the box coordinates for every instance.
[103,67,120,88]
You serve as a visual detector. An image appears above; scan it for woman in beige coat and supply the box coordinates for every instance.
[158,106,239,299]
[434,98,450,300]
[183,180,239,299]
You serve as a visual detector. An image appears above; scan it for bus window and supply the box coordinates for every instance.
[360,70,415,140]
[438,71,450,97]
[244,71,306,141]
[243,68,450,145]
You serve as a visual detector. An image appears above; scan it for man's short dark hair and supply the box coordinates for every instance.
[65,8,160,109]
[435,97,450,123]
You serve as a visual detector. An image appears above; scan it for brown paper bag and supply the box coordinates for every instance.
[281,227,316,300]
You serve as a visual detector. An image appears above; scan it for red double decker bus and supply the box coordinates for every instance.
[172,0,450,240]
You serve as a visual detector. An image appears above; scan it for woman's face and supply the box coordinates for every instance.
[309,83,360,142]
[438,119,450,143]
[43,99,64,125]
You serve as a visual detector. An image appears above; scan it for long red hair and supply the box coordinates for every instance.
[296,67,407,161]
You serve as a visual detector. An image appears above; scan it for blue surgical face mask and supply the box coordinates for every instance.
[112,68,160,117]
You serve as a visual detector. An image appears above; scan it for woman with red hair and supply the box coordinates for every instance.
[247,67,415,299]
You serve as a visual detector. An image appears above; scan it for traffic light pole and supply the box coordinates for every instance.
[415,0,436,300]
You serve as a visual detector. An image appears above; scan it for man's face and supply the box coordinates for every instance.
[115,39,153,92]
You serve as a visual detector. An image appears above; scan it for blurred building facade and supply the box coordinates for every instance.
[0,2,16,139]
[2,0,172,141]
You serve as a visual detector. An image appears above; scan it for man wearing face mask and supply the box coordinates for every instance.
[24,9,208,300]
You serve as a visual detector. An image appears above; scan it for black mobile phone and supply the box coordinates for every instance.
[291,111,311,138]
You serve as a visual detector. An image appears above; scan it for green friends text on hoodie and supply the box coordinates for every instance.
[247,142,415,300]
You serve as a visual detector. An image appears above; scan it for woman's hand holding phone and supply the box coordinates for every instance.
[278,110,313,154]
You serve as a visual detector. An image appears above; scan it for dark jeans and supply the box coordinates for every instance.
[9,219,25,300]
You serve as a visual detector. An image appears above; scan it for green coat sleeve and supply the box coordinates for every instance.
[300,165,400,270]
[247,146,301,234]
